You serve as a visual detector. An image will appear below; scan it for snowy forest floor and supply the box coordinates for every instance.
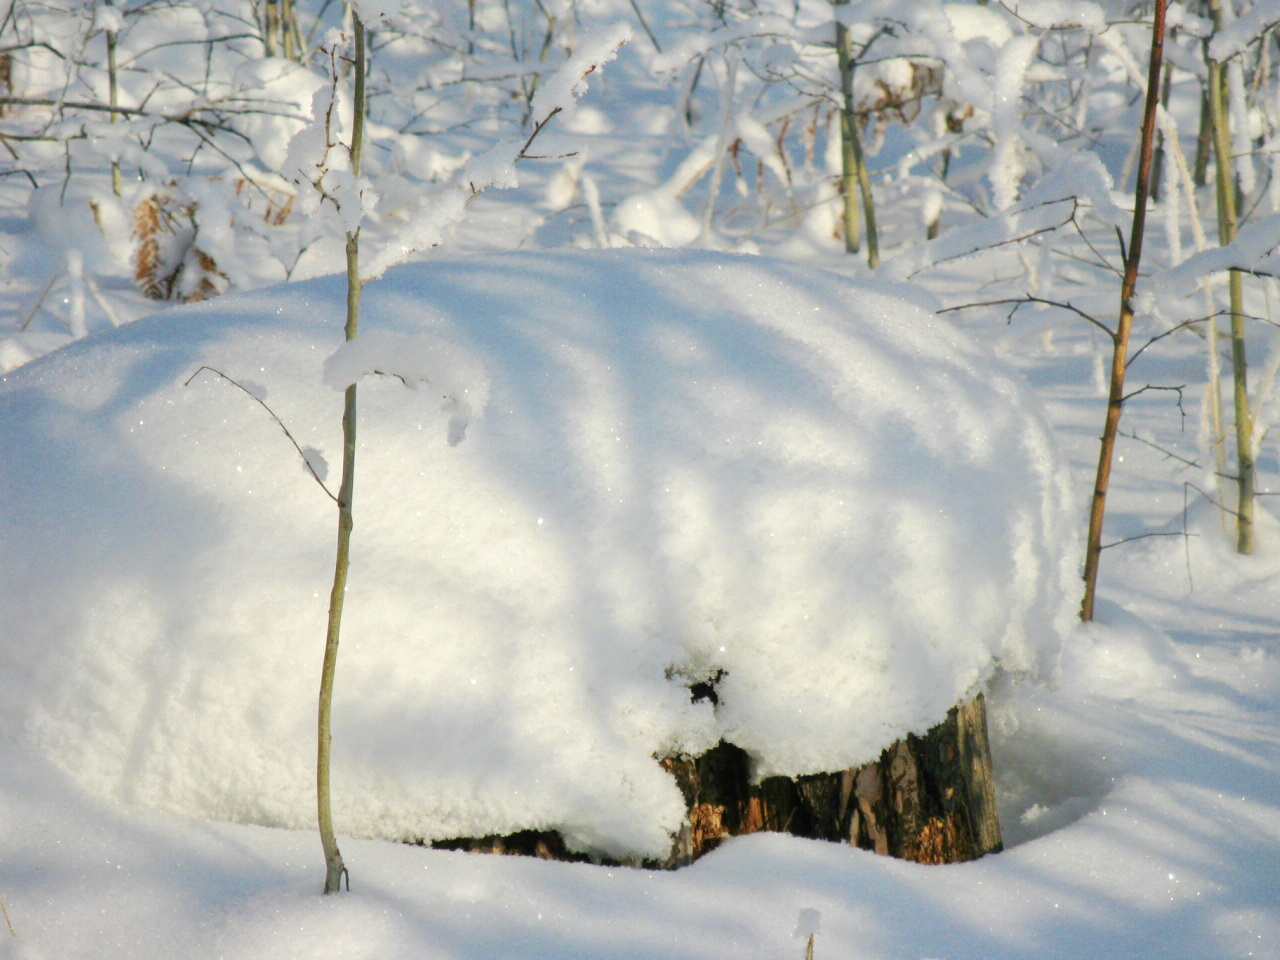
[2,241,1279,960]
[2,5,1280,955]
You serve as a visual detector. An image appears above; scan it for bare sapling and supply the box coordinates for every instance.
[186,11,628,893]
[314,8,369,895]
[292,13,632,892]
[833,0,879,267]
[104,0,121,197]
[1206,0,1255,554]
[1080,0,1168,622]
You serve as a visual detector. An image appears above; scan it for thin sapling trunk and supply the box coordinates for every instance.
[834,0,878,267]
[318,10,367,896]
[1081,0,1167,622]
[1207,0,1255,554]
[105,0,121,197]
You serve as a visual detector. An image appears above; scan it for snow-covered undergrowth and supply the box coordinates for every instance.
[0,249,1075,859]
[4,1,1280,956]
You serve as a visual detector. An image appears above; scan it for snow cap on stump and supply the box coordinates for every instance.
[0,250,1076,859]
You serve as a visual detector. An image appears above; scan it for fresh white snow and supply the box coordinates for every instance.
[0,249,1075,860]
[3,245,1278,960]
[2,2,1280,959]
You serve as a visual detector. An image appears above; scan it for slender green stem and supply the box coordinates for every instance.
[1149,43,1173,201]
[105,0,120,196]
[836,13,859,254]
[1193,81,1211,187]
[264,0,279,57]
[1207,0,1254,554]
[834,1,878,267]
[282,0,301,61]
[318,10,366,896]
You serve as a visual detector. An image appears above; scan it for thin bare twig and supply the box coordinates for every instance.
[628,0,662,52]
[1118,429,1199,469]
[1100,530,1192,550]
[183,365,338,504]
[0,893,15,937]
[905,197,1080,279]
[1127,317,1205,367]
[18,273,59,331]
[1121,382,1185,406]
[938,294,1115,338]
[1068,211,1125,278]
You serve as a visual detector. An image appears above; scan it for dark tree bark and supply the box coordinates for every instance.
[436,693,1002,869]
[432,830,597,863]
[657,692,1001,867]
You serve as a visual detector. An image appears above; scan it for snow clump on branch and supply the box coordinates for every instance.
[324,329,490,445]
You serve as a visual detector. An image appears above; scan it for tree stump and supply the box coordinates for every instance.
[434,693,1002,869]
[656,693,1001,867]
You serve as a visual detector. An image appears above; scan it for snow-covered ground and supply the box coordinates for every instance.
[2,2,1280,959]
[2,248,1278,960]
[0,250,1079,860]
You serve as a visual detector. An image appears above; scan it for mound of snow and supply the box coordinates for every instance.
[0,249,1076,858]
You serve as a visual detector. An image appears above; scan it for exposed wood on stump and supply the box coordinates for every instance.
[431,829,597,863]
[657,693,1001,867]
[434,693,1002,870]
[846,693,1002,864]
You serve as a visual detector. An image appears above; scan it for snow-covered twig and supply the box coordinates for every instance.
[879,196,1079,281]
[357,22,631,282]
[322,330,490,447]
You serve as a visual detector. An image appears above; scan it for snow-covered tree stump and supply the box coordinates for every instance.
[657,692,1001,867]
[437,693,1002,869]
[5,251,1072,866]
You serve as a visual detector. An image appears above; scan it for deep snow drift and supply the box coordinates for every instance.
[0,249,1075,858]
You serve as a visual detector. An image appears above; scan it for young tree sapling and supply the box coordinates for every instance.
[1080,0,1168,622]
[280,9,631,892]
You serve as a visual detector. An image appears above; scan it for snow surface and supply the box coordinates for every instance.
[0,242,1277,960]
[5,252,1277,960]
[0,249,1075,860]
[4,3,1280,958]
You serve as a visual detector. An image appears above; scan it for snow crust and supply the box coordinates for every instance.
[0,249,1075,859]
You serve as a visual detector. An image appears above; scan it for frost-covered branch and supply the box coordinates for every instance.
[358,21,631,281]
[1144,213,1280,303]
[322,330,491,447]
[879,196,1079,281]
[1207,2,1280,62]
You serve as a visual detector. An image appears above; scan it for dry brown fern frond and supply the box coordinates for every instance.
[131,190,173,301]
[232,176,296,226]
[131,186,223,302]
[177,248,228,303]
